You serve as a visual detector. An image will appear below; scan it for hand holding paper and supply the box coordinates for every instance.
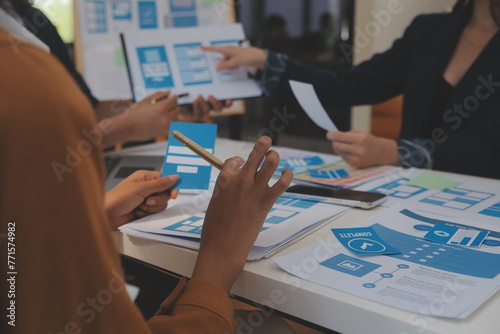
[192,137,293,291]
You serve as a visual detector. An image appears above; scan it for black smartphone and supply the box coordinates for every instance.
[285,185,387,209]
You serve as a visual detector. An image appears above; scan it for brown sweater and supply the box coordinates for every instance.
[0,28,235,334]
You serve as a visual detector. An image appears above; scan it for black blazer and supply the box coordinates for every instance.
[274,7,500,179]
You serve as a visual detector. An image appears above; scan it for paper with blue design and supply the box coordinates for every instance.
[353,168,500,230]
[119,192,348,260]
[331,227,401,256]
[162,122,217,190]
[274,148,401,188]
[122,23,262,103]
[274,207,500,319]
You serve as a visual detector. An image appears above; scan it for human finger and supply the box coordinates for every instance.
[208,95,223,111]
[255,150,280,185]
[144,90,171,105]
[243,136,272,172]
[268,168,293,201]
[200,45,235,55]
[332,141,357,156]
[326,130,338,141]
[135,175,180,198]
[196,95,211,117]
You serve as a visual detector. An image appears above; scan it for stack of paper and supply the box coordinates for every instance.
[119,192,348,260]
[274,206,500,318]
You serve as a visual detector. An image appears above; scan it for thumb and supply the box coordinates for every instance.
[136,175,179,197]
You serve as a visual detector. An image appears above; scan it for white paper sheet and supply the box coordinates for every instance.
[120,192,348,260]
[289,80,338,132]
[274,206,500,319]
[353,170,500,232]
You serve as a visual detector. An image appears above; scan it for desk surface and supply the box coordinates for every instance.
[112,138,499,334]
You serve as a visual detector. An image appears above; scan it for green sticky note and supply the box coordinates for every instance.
[406,171,462,191]
[201,0,221,4]
[115,47,125,68]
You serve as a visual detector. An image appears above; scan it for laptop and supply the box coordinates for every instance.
[104,155,164,191]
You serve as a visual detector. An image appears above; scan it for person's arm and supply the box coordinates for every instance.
[3,24,293,334]
[99,91,179,148]
[104,137,293,332]
[147,136,293,332]
[98,92,233,147]
[178,94,233,122]
[329,103,500,178]
[104,171,179,230]
[327,130,399,168]
[202,15,421,108]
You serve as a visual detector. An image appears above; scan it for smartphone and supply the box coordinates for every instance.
[285,185,387,209]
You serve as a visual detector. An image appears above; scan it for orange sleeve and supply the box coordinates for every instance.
[148,278,237,334]
[0,27,236,334]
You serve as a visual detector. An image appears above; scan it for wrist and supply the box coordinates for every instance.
[192,247,245,293]
[379,138,400,166]
[255,48,268,70]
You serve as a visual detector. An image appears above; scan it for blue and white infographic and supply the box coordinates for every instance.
[169,0,198,27]
[137,46,174,89]
[331,227,400,256]
[174,43,212,86]
[162,122,217,190]
[138,1,158,29]
[424,223,489,247]
[123,23,263,103]
[84,0,108,33]
[274,206,500,319]
[368,177,426,199]
[111,0,132,21]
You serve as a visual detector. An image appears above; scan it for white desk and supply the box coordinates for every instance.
[112,138,499,334]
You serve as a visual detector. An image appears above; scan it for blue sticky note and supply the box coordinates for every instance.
[331,227,401,255]
[162,122,217,190]
[424,223,489,247]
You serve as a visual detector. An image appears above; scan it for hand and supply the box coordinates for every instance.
[105,171,179,230]
[179,95,233,122]
[327,130,399,168]
[201,45,267,71]
[192,136,293,292]
[121,91,179,142]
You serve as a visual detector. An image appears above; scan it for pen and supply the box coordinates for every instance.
[150,93,189,105]
[171,130,224,171]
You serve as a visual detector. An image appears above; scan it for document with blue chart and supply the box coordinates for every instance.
[354,168,500,231]
[122,23,262,103]
[274,206,500,319]
[120,192,348,260]
[162,122,217,190]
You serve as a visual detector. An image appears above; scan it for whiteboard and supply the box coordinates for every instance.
[74,0,236,101]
